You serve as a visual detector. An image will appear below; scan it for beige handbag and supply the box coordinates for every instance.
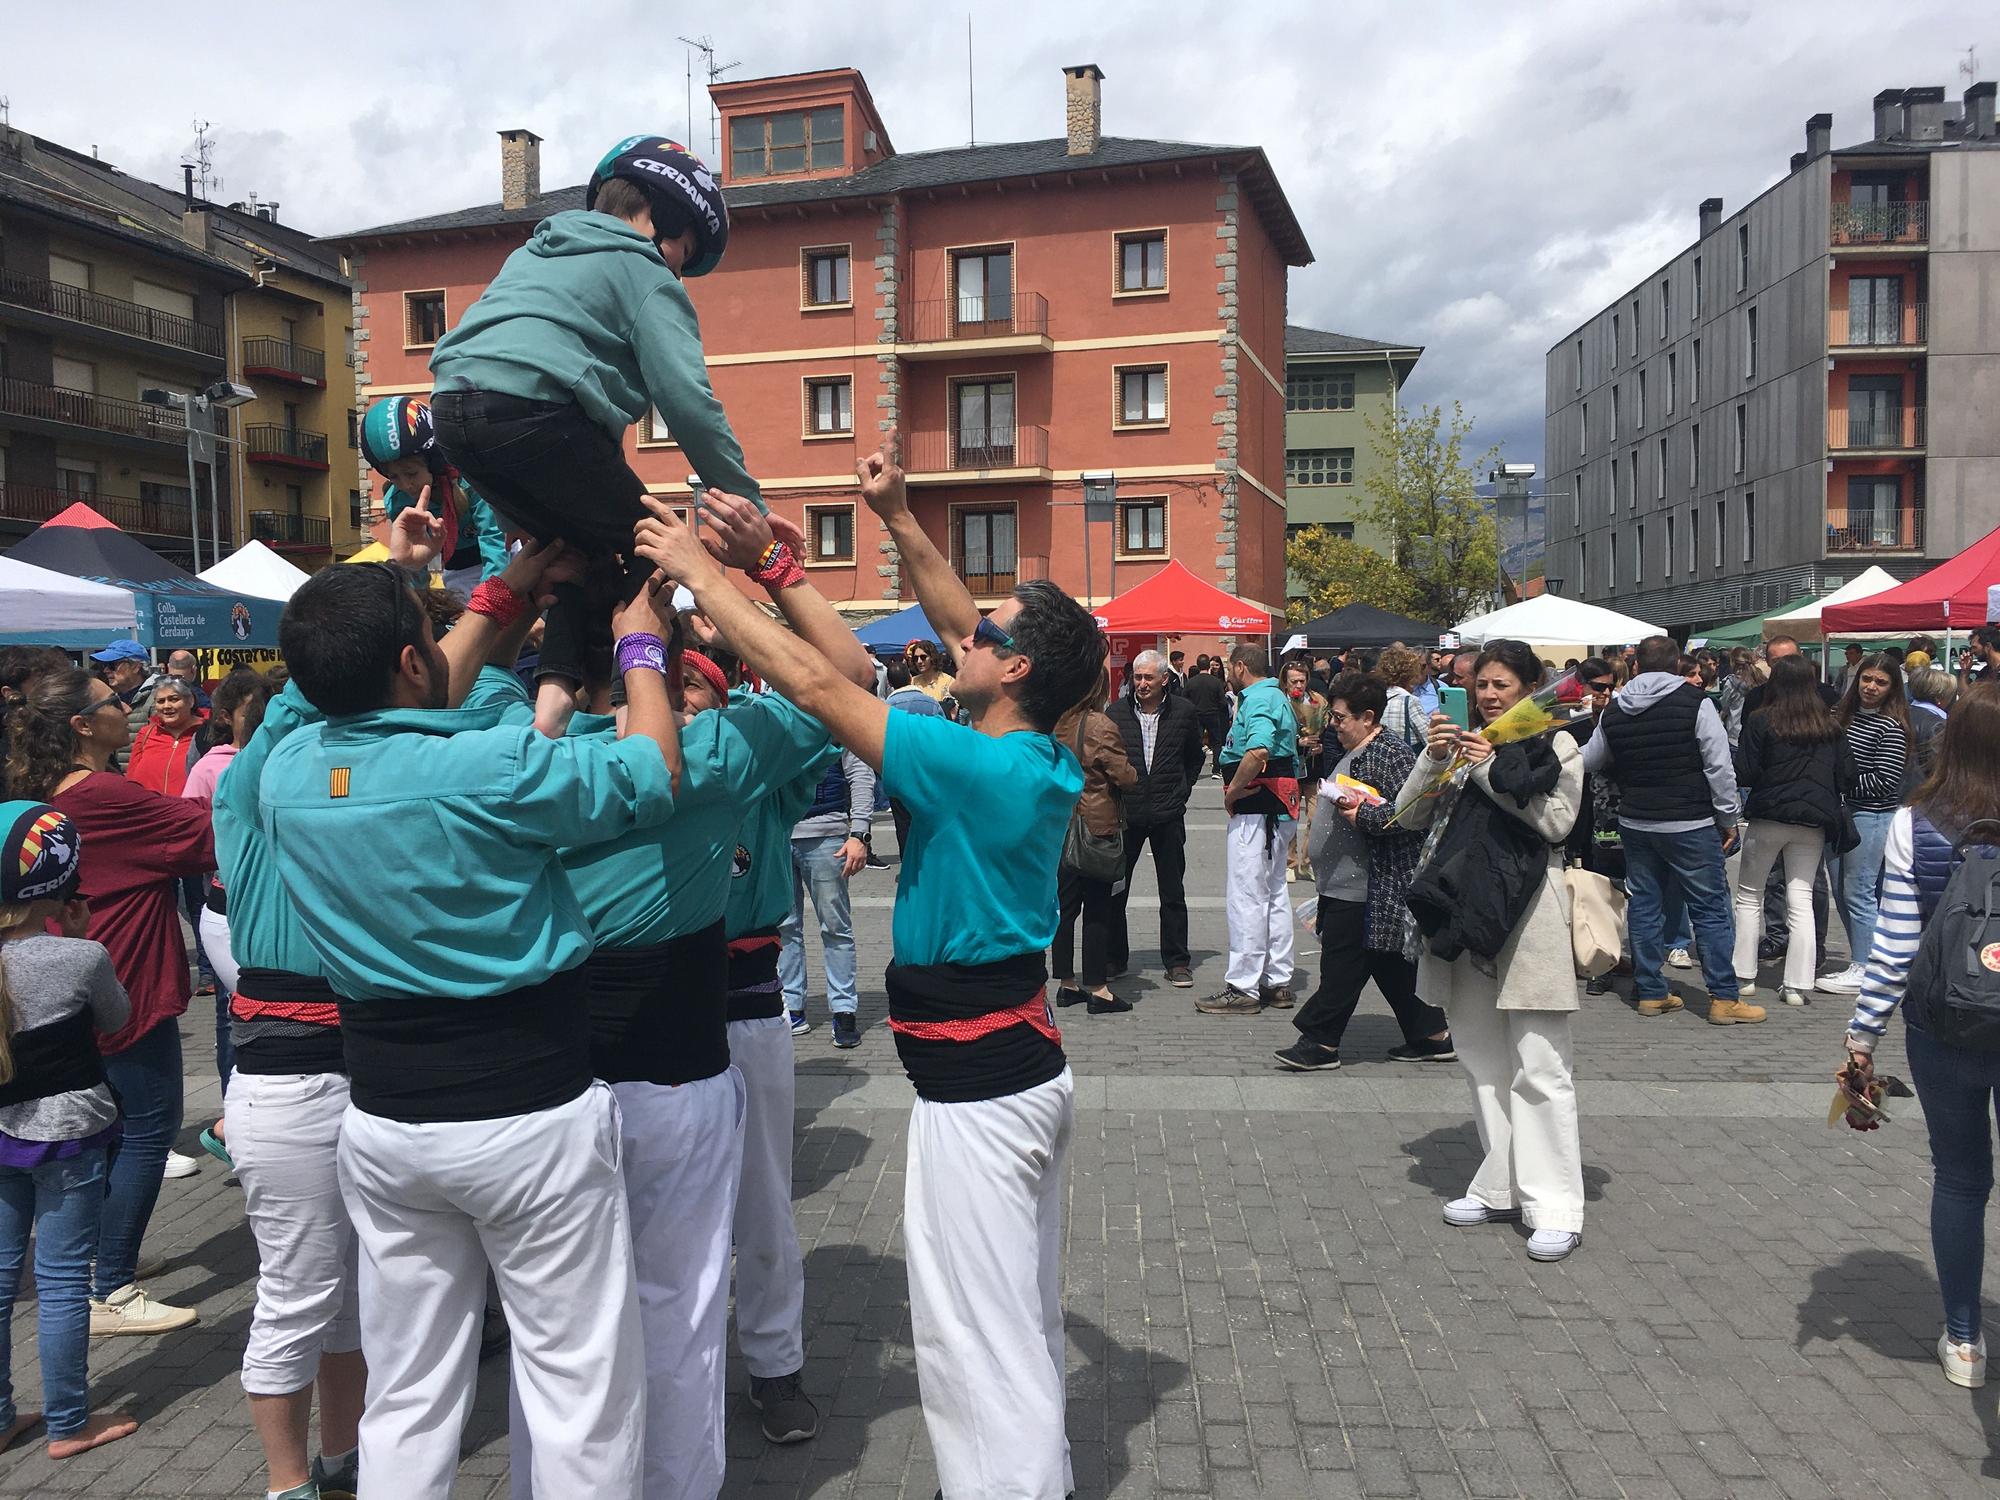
[1563,866,1625,980]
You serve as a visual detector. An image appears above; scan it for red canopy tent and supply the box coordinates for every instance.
[1820,523,2000,635]
[1089,560,1272,634]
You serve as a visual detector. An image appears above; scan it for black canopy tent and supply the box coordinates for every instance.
[1287,602,1442,650]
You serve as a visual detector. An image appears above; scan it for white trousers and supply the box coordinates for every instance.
[905,1070,1075,1500]
[1224,812,1295,991]
[511,1070,745,1500]
[728,1015,805,1378]
[1732,818,1822,994]
[198,904,239,995]
[1450,1001,1585,1233]
[338,1084,644,1500]
[224,1070,360,1395]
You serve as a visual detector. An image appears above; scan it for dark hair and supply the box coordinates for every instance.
[1194,654,1210,669]
[1882,645,1906,667]
[1636,635,1682,675]
[1349,648,1378,675]
[593,175,654,226]
[1169,650,1184,664]
[1910,634,1939,657]
[280,563,428,718]
[1278,657,1310,685]
[1765,634,1799,653]
[421,589,466,638]
[1835,651,1911,743]
[264,663,290,689]
[0,646,69,699]
[1470,639,1540,705]
[1914,682,2000,839]
[1005,581,1105,732]
[1229,643,1270,677]
[212,668,273,742]
[4,668,96,801]
[885,658,913,691]
[1326,670,1385,722]
[1757,656,1837,744]
[1576,655,1612,682]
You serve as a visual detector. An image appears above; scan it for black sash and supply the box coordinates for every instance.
[586,923,730,1087]
[0,1011,105,1108]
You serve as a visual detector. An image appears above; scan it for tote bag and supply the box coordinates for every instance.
[1563,866,1626,980]
[1061,713,1126,882]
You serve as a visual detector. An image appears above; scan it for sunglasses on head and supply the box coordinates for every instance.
[971,617,1015,653]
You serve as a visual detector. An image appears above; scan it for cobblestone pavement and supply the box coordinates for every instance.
[6,782,1993,1498]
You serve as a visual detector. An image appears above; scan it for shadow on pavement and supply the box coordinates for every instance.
[1399,1122,1611,1203]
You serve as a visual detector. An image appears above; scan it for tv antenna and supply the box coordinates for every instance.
[0,97,10,127]
[1960,45,1981,86]
[967,14,976,146]
[676,35,740,164]
[183,120,218,201]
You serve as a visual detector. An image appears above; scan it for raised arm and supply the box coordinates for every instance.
[858,439,979,666]
[435,533,582,707]
[698,490,873,688]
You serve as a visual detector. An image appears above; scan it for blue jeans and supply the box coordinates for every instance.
[1835,808,1895,968]
[95,1021,183,1297]
[1907,1026,2000,1342]
[779,834,858,1017]
[0,1147,110,1436]
[1623,825,1739,1002]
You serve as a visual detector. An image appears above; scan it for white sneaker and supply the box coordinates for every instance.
[1442,1196,1521,1227]
[1666,947,1695,971]
[89,1283,198,1336]
[1781,988,1809,1007]
[161,1149,200,1179]
[1527,1229,1582,1262]
[1939,1331,1987,1388]
[1816,963,1866,994]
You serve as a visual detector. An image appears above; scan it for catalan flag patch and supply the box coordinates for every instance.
[329,768,352,799]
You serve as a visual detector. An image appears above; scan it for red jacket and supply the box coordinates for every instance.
[123,717,205,797]
[51,771,214,1054]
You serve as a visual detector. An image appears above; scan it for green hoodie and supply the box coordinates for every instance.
[429,209,762,509]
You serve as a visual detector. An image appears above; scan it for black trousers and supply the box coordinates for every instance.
[1198,713,1228,775]
[430,390,654,686]
[1053,863,1115,988]
[1294,897,1446,1051]
[890,798,913,859]
[1108,820,1190,971]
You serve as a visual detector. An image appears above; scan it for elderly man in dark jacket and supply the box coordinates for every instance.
[1107,650,1207,987]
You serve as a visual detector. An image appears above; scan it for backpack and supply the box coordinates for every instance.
[1383,691,1427,752]
[1907,818,2000,1051]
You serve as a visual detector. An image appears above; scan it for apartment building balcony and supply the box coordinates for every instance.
[1830,201,1928,249]
[0,376,187,450]
[0,271,224,360]
[0,478,198,540]
[1827,405,1925,452]
[903,424,1051,484]
[244,423,330,471]
[1828,302,1926,351]
[897,293,1053,360]
[250,510,331,550]
[240,336,327,388]
[1826,503,1925,555]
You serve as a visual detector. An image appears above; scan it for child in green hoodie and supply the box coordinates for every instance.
[428,135,764,730]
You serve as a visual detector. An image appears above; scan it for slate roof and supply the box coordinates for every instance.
[332,135,1313,264]
[1285,323,1423,357]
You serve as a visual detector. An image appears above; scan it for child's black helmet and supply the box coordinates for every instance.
[588,136,730,277]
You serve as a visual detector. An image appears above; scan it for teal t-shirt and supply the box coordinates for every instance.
[214,682,323,976]
[258,699,673,999]
[1223,677,1299,820]
[879,712,1082,967]
[724,688,835,937]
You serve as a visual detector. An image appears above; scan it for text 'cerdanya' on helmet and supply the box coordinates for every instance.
[588,136,730,277]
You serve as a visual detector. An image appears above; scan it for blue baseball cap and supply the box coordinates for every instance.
[89,640,148,665]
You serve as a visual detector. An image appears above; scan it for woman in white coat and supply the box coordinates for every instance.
[1394,638,1587,1261]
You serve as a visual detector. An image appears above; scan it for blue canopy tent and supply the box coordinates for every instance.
[8,503,285,649]
[853,603,951,653]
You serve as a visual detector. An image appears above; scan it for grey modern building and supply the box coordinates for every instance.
[1543,83,2000,630]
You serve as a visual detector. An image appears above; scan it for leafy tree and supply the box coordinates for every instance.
[1285,528,1412,618]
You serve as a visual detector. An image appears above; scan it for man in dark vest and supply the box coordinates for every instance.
[1583,635,1757,1025]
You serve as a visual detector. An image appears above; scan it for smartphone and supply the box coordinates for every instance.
[1439,685,1470,730]
[685,474,706,530]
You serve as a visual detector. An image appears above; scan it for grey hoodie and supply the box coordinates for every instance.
[1580,671,1740,831]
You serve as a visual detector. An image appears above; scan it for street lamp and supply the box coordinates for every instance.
[141,380,256,571]
[1079,471,1117,607]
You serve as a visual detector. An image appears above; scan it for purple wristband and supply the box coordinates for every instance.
[615,631,667,678]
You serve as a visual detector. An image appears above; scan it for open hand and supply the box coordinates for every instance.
[634,496,723,588]
[389,486,444,572]
[500,537,584,609]
[700,489,775,570]
[839,837,869,877]
[1457,732,1494,766]
[856,436,908,521]
[610,567,672,641]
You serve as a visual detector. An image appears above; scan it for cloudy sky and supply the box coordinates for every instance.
[9,1,1988,475]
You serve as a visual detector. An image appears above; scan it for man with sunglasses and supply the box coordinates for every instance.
[634,441,1102,1500]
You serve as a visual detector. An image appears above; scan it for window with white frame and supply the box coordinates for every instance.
[1115,232,1166,292]
[804,504,855,562]
[803,248,851,307]
[1118,498,1167,554]
[1117,366,1168,426]
[805,377,853,435]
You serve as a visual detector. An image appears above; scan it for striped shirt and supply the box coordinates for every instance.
[1846,808,1923,1048]
[1845,710,1909,811]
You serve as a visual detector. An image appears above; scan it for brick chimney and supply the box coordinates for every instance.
[1968,81,1998,139]
[1064,64,1104,157]
[1698,197,1723,238]
[1805,112,1831,159]
[499,128,542,211]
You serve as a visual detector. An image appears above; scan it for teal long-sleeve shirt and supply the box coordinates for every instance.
[257,693,674,999]
[215,682,323,977]
[429,210,764,510]
[727,689,833,938]
[382,477,511,580]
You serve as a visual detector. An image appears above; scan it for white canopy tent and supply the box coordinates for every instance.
[198,540,312,602]
[0,555,140,648]
[1757,565,1901,645]
[1454,593,1662,648]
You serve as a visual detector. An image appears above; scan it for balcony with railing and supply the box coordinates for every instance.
[1829,301,1927,348]
[1828,405,1926,451]
[903,424,1051,482]
[244,423,330,470]
[250,510,331,549]
[0,271,224,359]
[898,292,1053,357]
[1830,201,1928,248]
[241,336,327,386]
[1827,505,1925,554]
[0,377,187,446]
[0,478,197,539]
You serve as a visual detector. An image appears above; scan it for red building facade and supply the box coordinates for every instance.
[334,65,1311,630]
